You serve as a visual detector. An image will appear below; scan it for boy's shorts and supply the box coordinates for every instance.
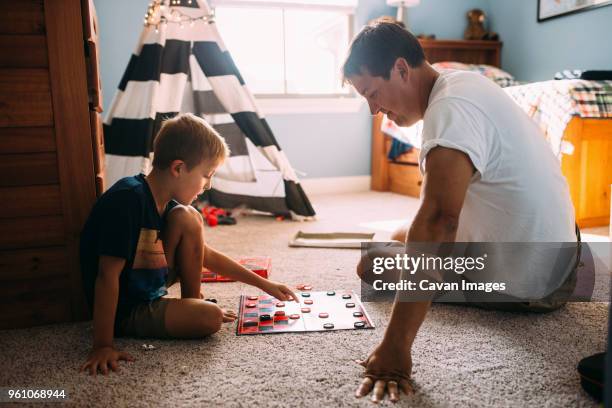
[117,268,179,339]
[118,297,176,338]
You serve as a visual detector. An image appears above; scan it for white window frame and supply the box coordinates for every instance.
[211,0,362,114]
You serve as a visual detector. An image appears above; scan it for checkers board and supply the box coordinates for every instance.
[236,290,375,335]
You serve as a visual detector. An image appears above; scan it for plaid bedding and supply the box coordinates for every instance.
[382,74,612,160]
[504,80,612,156]
[433,62,520,87]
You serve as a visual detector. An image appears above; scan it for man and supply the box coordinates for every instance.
[343,21,578,403]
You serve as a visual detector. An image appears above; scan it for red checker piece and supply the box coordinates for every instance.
[274,310,286,316]
[301,307,311,313]
[245,302,257,308]
[247,296,259,300]
[304,299,313,305]
[318,312,329,318]
[289,314,301,319]
[275,302,285,307]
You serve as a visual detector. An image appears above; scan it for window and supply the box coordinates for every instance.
[212,1,354,97]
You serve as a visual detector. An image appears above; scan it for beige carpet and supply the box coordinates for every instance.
[0,191,607,407]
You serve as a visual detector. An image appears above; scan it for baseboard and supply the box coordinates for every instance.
[299,176,371,196]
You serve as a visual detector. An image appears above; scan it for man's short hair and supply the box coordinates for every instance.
[152,113,229,170]
[342,19,425,81]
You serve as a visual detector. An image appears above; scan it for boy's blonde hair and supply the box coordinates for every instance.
[152,113,230,170]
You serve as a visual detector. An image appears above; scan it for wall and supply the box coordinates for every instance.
[487,0,612,82]
[407,0,489,39]
[95,0,148,114]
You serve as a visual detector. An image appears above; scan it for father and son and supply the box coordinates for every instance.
[79,21,579,403]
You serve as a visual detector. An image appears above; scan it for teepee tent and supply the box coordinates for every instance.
[103,0,315,218]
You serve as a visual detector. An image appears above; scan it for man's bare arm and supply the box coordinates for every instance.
[385,146,475,344]
[357,146,475,400]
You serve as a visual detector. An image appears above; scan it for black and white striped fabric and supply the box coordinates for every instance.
[103,0,315,218]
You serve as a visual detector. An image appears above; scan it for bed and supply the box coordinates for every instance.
[371,39,612,228]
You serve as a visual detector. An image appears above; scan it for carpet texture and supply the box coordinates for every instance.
[0,192,607,407]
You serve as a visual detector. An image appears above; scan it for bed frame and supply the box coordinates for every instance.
[560,118,612,228]
[370,39,612,228]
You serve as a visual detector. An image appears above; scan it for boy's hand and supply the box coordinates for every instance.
[261,281,299,302]
[80,346,134,376]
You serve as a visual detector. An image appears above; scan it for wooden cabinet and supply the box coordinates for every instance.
[418,39,501,68]
[561,118,612,228]
[0,0,104,328]
[371,113,423,197]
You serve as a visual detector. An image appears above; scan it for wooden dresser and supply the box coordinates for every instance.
[371,39,502,197]
[0,0,104,329]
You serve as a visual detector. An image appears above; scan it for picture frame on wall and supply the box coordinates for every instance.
[538,0,612,22]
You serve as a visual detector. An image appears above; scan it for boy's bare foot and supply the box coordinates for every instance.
[222,309,237,322]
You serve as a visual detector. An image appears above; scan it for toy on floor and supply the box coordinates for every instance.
[236,290,375,335]
[201,256,271,282]
[200,205,236,227]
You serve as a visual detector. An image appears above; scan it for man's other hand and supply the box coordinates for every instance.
[355,341,414,403]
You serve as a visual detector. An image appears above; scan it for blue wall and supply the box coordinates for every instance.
[487,0,612,82]
[95,0,148,113]
[266,108,372,178]
[407,0,490,39]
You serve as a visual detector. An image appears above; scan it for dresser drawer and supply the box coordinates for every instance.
[389,163,422,198]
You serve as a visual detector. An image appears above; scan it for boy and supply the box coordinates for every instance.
[80,113,297,375]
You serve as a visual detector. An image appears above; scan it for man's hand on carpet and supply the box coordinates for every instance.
[355,341,413,403]
[261,281,299,302]
[221,309,237,322]
[81,346,134,376]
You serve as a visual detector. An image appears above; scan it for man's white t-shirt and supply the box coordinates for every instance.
[419,70,577,299]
